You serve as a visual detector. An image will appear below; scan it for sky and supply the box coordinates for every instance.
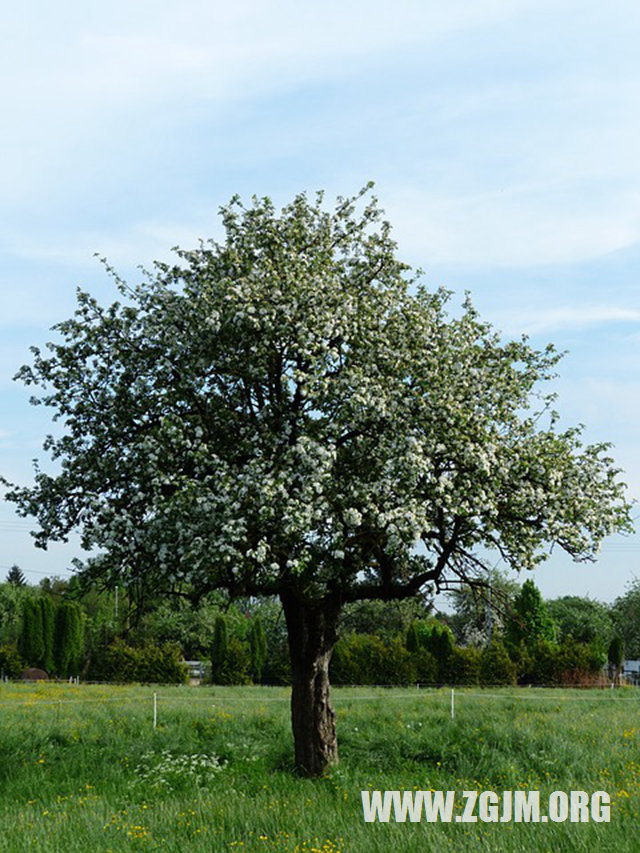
[1,0,639,605]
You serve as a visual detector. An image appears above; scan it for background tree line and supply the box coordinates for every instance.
[1,567,639,685]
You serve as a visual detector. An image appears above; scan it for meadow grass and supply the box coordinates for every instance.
[0,682,638,852]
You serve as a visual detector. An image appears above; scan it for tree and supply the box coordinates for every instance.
[40,596,56,674]
[54,601,84,677]
[546,595,612,654]
[38,575,69,602]
[6,565,26,587]
[405,618,454,682]
[19,598,44,668]
[0,582,31,645]
[505,579,557,648]
[3,186,631,775]
[248,616,267,682]
[210,616,228,684]
[446,569,520,646]
[244,597,291,686]
[210,616,251,685]
[341,596,432,639]
[611,580,640,659]
[608,635,624,684]
[405,621,419,653]
[129,590,230,659]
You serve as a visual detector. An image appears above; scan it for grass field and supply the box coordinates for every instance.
[0,682,638,852]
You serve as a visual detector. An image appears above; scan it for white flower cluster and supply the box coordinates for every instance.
[133,750,226,792]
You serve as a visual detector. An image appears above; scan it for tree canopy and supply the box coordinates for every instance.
[547,595,613,651]
[5,565,26,587]
[3,185,632,774]
[611,579,640,659]
[505,579,557,647]
[446,568,520,646]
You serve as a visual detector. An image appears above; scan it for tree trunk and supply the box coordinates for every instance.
[280,590,340,777]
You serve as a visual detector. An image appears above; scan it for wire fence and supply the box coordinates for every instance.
[0,682,639,709]
[3,678,640,692]
[0,682,639,736]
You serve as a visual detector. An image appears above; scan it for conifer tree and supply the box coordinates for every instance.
[405,621,419,653]
[249,616,267,682]
[6,565,26,587]
[608,635,624,684]
[40,596,56,674]
[55,602,84,677]
[19,598,44,667]
[506,579,557,648]
[210,616,228,684]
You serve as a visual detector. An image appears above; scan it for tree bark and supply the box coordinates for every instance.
[280,589,340,777]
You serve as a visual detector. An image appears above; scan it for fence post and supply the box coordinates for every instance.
[153,692,157,729]
[450,687,455,721]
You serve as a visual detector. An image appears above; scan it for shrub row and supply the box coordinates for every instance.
[90,640,188,684]
[331,634,437,686]
[331,634,516,686]
[330,633,602,687]
[82,632,603,687]
[510,638,605,686]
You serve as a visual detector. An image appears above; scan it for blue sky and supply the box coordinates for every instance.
[1,0,639,604]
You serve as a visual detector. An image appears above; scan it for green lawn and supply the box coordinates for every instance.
[0,682,638,852]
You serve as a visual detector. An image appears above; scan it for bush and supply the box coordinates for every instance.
[557,638,604,686]
[442,647,482,685]
[0,644,23,679]
[413,649,439,685]
[513,637,603,686]
[515,639,558,685]
[481,641,517,686]
[406,619,454,682]
[210,636,251,685]
[96,640,188,684]
[261,636,291,685]
[331,634,417,686]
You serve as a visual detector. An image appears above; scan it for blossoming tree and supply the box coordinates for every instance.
[4,186,631,775]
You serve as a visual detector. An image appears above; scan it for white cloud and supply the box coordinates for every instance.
[2,0,640,601]
[1,1,531,116]
[2,0,640,271]
[384,185,640,268]
[492,304,640,335]
[0,209,224,295]
[0,1,577,203]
